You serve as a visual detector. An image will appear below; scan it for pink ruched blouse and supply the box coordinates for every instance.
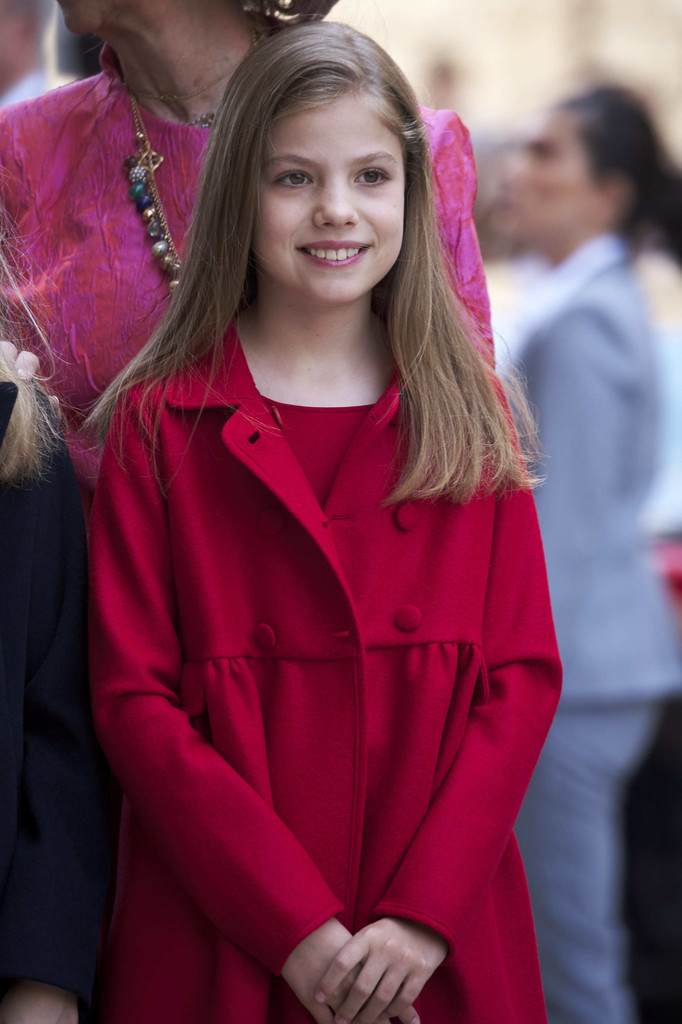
[0,46,492,496]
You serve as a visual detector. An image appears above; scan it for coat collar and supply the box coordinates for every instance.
[0,382,18,453]
[163,324,401,574]
[516,233,629,342]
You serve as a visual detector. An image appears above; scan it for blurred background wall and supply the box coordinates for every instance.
[332,0,682,158]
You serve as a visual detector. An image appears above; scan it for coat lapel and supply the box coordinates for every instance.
[164,327,351,574]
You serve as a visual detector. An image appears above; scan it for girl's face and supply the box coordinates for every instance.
[252,93,405,317]
[494,109,620,264]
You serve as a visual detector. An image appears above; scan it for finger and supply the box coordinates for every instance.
[0,340,19,361]
[332,960,389,1023]
[323,963,360,1014]
[383,977,423,1024]
[315,935,369,1007]
[396,1008,420,1024]
[352,971,414,1024]
[15,350,40,380]
[308,1000,336,1024]
[381,994,420,1024]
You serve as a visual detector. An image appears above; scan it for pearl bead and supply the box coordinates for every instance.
[152,239,169,258]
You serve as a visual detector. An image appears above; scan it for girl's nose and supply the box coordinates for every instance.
[313,186,359,228]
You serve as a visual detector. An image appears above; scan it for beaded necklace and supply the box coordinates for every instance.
[123,29,260,293]
[124,88,183,293]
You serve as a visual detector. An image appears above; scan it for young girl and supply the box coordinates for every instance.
[88,22,561,1024]
[0,249,110,1023]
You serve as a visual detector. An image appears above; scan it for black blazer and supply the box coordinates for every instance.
[0,381,109,1005]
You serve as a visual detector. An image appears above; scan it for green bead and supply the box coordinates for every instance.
[152,239,169,259]
[128,181,146,200]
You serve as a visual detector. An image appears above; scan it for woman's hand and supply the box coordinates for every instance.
[282,917,355,1023]
[314,917,448,1024]
[0,980,78,1024]
[0,341,40,381]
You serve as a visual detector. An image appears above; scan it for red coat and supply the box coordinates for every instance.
[89,328,561,1024]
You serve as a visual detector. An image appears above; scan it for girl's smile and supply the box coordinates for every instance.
[300,244,365,265]
[252,93,405,315]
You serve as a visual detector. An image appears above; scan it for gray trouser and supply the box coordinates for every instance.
[515,701,660,1024]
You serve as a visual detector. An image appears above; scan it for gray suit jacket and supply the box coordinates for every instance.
[513,249,680,704]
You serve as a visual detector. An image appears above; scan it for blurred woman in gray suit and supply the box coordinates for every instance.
[495,87,682,1024]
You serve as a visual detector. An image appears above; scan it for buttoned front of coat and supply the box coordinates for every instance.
[89,328,561,1024]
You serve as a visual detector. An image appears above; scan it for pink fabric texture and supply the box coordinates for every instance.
[0,47,492,494]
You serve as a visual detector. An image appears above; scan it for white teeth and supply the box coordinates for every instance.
[308,247,361,260]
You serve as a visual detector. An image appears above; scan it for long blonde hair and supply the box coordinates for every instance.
[0,243,58,487]
[92,22,532,502]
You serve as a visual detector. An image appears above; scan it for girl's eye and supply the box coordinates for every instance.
[358,168,387,184]
[279,170,310,186]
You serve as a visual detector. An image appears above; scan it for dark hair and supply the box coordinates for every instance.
[243,0,341,25]
[558,86,682,264]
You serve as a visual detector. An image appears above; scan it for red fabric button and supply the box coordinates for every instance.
[394,503,417,531]
[254,623,277,649]
[258,508,285,535]
[394,605,422,632]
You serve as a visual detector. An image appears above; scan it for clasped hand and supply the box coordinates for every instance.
[281,916,447,1024]
[0,980,78,1024]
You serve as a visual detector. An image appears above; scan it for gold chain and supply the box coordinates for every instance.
[131,68,233,103]
[124,28,261,102]
[127,88,182,290]
[123,28,262,292]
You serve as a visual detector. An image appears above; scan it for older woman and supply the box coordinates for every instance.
[0,0,492,507]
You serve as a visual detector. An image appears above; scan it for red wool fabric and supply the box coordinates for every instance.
[89,326,561,1023]
[266,399,372,507]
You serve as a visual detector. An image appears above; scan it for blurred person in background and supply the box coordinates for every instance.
[0,0,492,513]
[493,85,682,1024]
[0,0,50,107]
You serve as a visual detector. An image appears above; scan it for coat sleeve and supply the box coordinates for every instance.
[372,486,561,956]
[422,106,493,358]
[88,402,344,975]
[519,306,641,660]
[0,439,111,1004]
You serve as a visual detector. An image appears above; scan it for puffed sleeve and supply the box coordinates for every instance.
[372,485,562,956]
[0,429,111,1004]
[88,398,344,975]
[422,106,493,358]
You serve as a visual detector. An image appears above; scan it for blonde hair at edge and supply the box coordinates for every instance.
[0,245,57,486]
[92,22,532,503]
